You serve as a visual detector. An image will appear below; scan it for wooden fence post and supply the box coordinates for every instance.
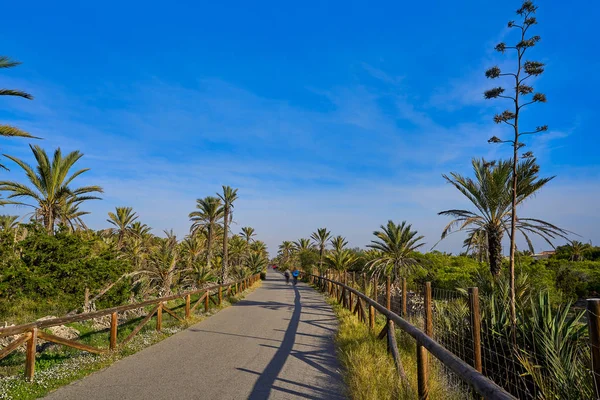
[25,327,37,381]
[370,277,376,330]
[362,273,371,329]
[185,294,191,319]
[156,303,163,331]
[218,286,223,305]
[402,277,407,317]
[417,282,432,400]
[468,287,482,373]
[110,312,118,350]
[204,291,209,313]
[588,299,600,398]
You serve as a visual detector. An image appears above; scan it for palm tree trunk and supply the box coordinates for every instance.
[487,225,503,276]
[44,211,54,235]
[207,226,213,271]
[222,207,229,284]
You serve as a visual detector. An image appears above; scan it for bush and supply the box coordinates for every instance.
[0,227,132,321]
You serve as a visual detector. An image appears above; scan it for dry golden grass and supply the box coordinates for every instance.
[331,302,464,400]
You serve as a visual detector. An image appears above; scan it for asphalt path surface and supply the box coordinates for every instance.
[44,269,346,399]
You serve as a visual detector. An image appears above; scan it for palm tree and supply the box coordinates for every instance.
[189,196,224,272]
[217,186,238,284]
[129,221,152,238]
[107,206,138,248]
[228,235,247,267]
[463,230,489,263]
[0,56,36,164]
[0,145,102,234]
[181,234,206,268]
[330,235,348,252]
[294,238,314,252]
[246,253,268,274]
[311,228,331,273]
[58,198,90,232]
[240,227,256,244]
[567,240,592,262]
[278,241,294,268]
[367,220,424,281]
[138,239,181,296]
[326,249,357,272]
[250,241,268,258]
[438,158,567,276]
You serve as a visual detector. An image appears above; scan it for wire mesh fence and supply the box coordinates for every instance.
[325,272,598,399]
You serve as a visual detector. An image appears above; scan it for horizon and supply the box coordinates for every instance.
[1,0,598,255]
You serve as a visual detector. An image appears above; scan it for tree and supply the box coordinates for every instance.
[240,227,256,244]
[0,145,102,234]
[483,0,547,333]
[246,253,268,274]
[567,240,592,262]
[137,238,180,296]
[325,249,357,272]
[181,234,206,268]
[189,196,223,272]
[438,158,567,277]
[278,241,294,268]
[463,230,489,264]
[217,186,238,284]
[0,56,37,168]
[129,221,152,239]
[107,207,138,248]
[58,198,90,232]
[330,235,348,252]
[367,220,424,281]
[311,228,331,273]
[294,238,313,252]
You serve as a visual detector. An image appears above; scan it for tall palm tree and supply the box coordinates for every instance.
[107,206,138,248]
[330,235,348,252]
[0,145,102,234]
[217,186,238,284]
[367,220,424,281]
[326,249,357,272]
[311,228,331,273]
[438,158,567,276]
[189,196,224,272]
[240,226,256,244]
[0,56,36,165]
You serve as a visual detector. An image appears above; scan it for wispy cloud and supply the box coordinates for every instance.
[0,69,587,253]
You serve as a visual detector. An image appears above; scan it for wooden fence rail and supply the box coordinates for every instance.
[0,274,260,381]
[309,273,516,400]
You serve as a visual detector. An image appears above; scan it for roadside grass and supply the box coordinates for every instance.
[328,300,463,400]
[0,280,261,400]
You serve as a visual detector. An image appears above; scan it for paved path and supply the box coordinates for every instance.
[45,269,346,400]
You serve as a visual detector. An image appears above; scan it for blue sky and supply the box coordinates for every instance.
[1,0,598,254]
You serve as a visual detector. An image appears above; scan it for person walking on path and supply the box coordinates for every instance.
[284,269,291,284]
[292,268,300,285]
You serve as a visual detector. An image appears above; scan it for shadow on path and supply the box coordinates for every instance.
[247,284,302,400]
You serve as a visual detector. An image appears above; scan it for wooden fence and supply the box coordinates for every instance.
[0,274,260,381]
[307,272,515,400]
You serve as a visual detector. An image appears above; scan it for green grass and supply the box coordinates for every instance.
[328,297,463,399]
[0,281,261,400]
